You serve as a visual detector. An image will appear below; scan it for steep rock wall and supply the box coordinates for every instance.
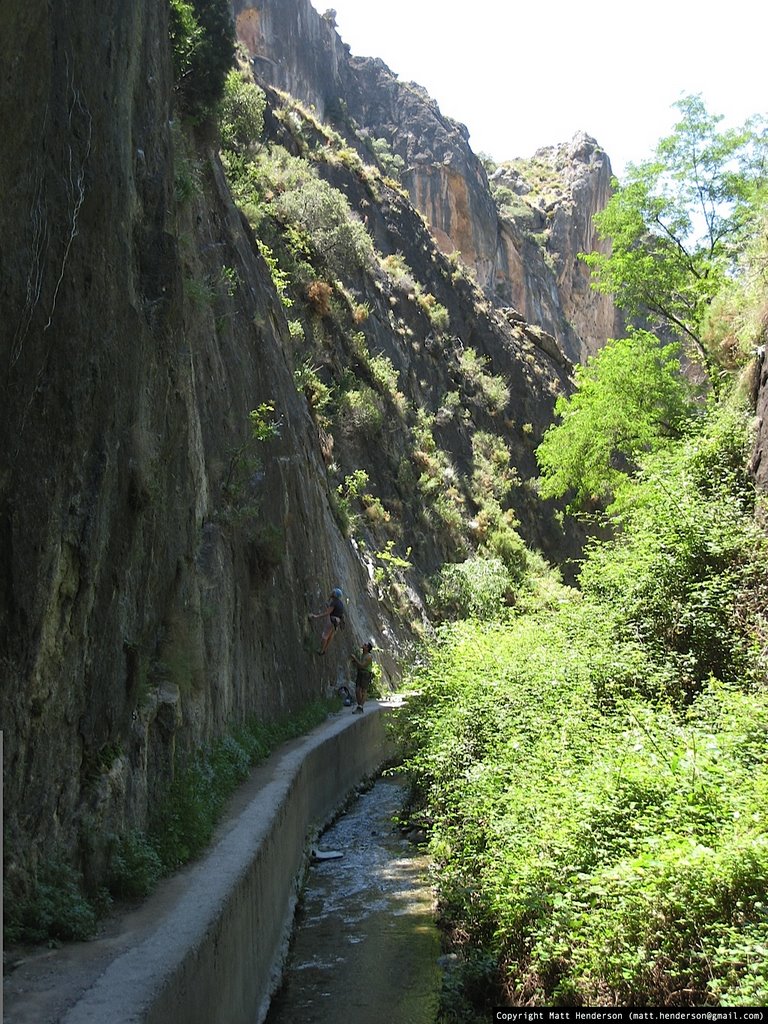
[235,0,619,362]
[5,0,761,920]
[245,88,578,574]
[493,134,622,363]
[1,0,581,901]
[0,0,384,887]
[342,57,500,288]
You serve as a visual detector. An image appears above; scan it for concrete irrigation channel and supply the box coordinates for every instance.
[265,773,440,1024]
[4,701,441,1024]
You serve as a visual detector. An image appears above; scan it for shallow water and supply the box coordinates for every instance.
[263,774,441,1024]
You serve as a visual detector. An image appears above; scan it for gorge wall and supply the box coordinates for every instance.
[0,0,385,897]
[5,0,765,921]
[234,0,622,363]
[0,0,576,900]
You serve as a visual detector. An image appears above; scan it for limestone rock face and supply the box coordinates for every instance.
[3,0,760,919]
[233,0,347,122]
[0,0,611,903]
[239,0,621,362]
[234,0,499,286]
[492,134,623,363]
[343,56,500,290]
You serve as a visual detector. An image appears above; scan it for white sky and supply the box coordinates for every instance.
[310,0,767,177]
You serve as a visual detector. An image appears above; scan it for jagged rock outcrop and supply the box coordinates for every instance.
[342,57,500,286]
[233,0,500,286]
[235,0,621,363]
[491,134,622,363]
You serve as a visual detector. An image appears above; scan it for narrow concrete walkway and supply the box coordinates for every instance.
[3,704,394,1024]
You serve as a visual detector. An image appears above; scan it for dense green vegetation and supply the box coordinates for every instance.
[395,97,768,1016]
[169,0,235,118]
[213,83,766,1012]
[396,393,767,1013]
[536,331,698,507]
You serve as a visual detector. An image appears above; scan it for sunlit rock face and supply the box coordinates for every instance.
[491,134,623,363]
[239,0,622,362]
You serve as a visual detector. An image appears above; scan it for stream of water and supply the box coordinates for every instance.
[263,774,441,1024]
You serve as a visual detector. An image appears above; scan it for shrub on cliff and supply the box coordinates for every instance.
[430,557,514,621]
[170,0,234,118]
[227,146,376,281]
[219,69,265,156]
[268,153,376,278]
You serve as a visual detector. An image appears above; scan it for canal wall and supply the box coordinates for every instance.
[57,706,395,1024]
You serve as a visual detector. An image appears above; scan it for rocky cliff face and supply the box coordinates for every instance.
[235,0,621,363]
[0,0,385,895]
[490,135,622,363]
[0,0,578,900]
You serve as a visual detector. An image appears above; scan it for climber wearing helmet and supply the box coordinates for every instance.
[350,639,375,713]
[309,587,345,654]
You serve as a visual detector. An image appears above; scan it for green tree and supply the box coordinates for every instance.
[578,396,761,688]
[219,70,266,156]
[536,331,696,506]
[702,190,768,363]
[581,95,767,383]
[169,0,235,118]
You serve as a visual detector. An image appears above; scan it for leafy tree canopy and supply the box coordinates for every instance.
[170,0,235,118]
[578,394,760,688]
[219,70,266,157]
[581,95,767,382]
[536,330,698,507]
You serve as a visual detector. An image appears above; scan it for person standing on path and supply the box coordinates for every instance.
[309,587,345,654]
[350,640,374,713]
